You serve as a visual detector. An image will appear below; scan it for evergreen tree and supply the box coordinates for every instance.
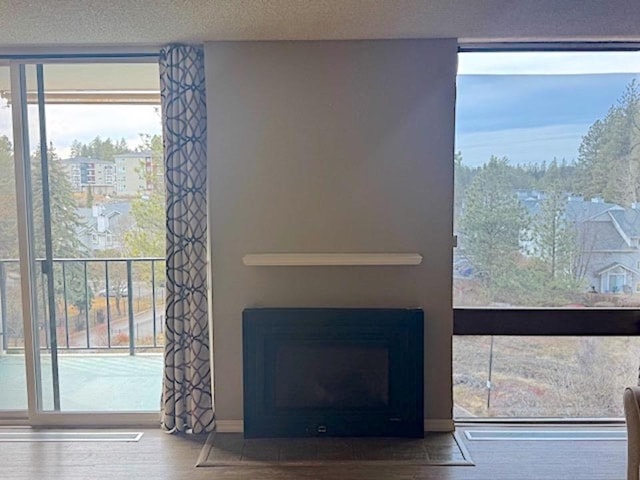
[454,151,476,229]
[0,135,18,259]
[459,156,528,292]
[31,143,85,258]
[85,185,94,208]
[124,133,165,282]
[69,139,84,158]
[136,133,164,194]
[69,136,130,160]
[31,143,90,314]
[115,138,129,154]
[533,159,581,282]
[576,80,640,206]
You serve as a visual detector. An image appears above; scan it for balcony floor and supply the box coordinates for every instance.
[0,352,163,411]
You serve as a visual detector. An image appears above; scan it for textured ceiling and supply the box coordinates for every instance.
[0,0,639,49]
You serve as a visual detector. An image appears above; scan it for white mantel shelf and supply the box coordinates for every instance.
[242,253,423,267]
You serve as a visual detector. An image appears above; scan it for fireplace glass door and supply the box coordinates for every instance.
[243,308,424,438]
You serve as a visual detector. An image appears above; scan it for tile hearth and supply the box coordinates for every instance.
[196,432,473,467]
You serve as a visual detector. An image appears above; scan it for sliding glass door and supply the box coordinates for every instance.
[1,57,165,424]
[0,64,28,414]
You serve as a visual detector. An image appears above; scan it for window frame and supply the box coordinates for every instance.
[3,51,162,427]
[453,42,640,337]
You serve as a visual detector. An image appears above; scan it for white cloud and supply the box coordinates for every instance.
[459,51,640,75]
[31,104,161,158]
[0,102,161,158]
[0,101,162,158]
[456,123,590,167]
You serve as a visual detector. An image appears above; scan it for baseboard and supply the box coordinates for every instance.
[215,420,244,433]
[215,419,454,433]
[424,419,455,432]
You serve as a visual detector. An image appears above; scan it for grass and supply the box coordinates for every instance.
[453,335,640,418]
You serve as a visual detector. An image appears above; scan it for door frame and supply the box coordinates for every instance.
[4,55,162,427]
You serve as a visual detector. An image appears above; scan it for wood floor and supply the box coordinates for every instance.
[0,426,627,480]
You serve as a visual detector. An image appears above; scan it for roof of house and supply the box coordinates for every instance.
[595,262,640,276]
[587,221,634,250]
[77,202,132,233]
[113,151,152,159]
[61,156,114,165]
[523,194,640,252]
[609,209,640,237]
[564,199,620,223]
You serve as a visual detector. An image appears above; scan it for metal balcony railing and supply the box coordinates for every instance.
[0,257,165,355]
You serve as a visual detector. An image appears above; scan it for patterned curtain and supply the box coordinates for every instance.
[160,44,214,434]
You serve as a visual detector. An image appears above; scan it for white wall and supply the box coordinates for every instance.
[206,39,457,430]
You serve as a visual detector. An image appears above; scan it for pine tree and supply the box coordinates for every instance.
[85,184,94,208]
[124,133,165,283]
[68,136,131,161]
[136,133,164,194]
[533,159,582,283]
[576,80,640,206]
[454,152,476,231]
[459,156,528,290]
[31,143,85,258]
[31,143,90,314]
[69,139,84,158]
[0,135,18,259]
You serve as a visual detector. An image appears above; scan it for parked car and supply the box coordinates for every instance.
[98,285,128,297]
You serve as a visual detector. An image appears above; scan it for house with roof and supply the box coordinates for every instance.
[568,199,640,294]
[76,202,131,252]
[522,191,640,294]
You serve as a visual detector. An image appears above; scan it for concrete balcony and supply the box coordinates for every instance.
[0,257,165,412]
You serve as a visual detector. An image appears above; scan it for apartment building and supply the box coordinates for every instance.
[60,157,115,195]
[113,151,155,196]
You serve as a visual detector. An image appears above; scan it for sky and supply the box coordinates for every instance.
[39,104,161,157]
[0,64,161,158]
[0,101,161,158]
[456,51,640,168]
[2,52,640,166]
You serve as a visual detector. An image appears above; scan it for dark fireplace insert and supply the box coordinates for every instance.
[243,308,424,438]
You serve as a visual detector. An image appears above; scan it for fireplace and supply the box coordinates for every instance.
[243,308,424,438]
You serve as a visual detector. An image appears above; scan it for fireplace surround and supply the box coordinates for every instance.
[243,308,424,438]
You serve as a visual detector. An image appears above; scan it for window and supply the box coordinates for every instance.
[4,61,166,416]
[606,272,626,293]
[455,51,640,308]
[454,49,640,419]
[454,335,639,418]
